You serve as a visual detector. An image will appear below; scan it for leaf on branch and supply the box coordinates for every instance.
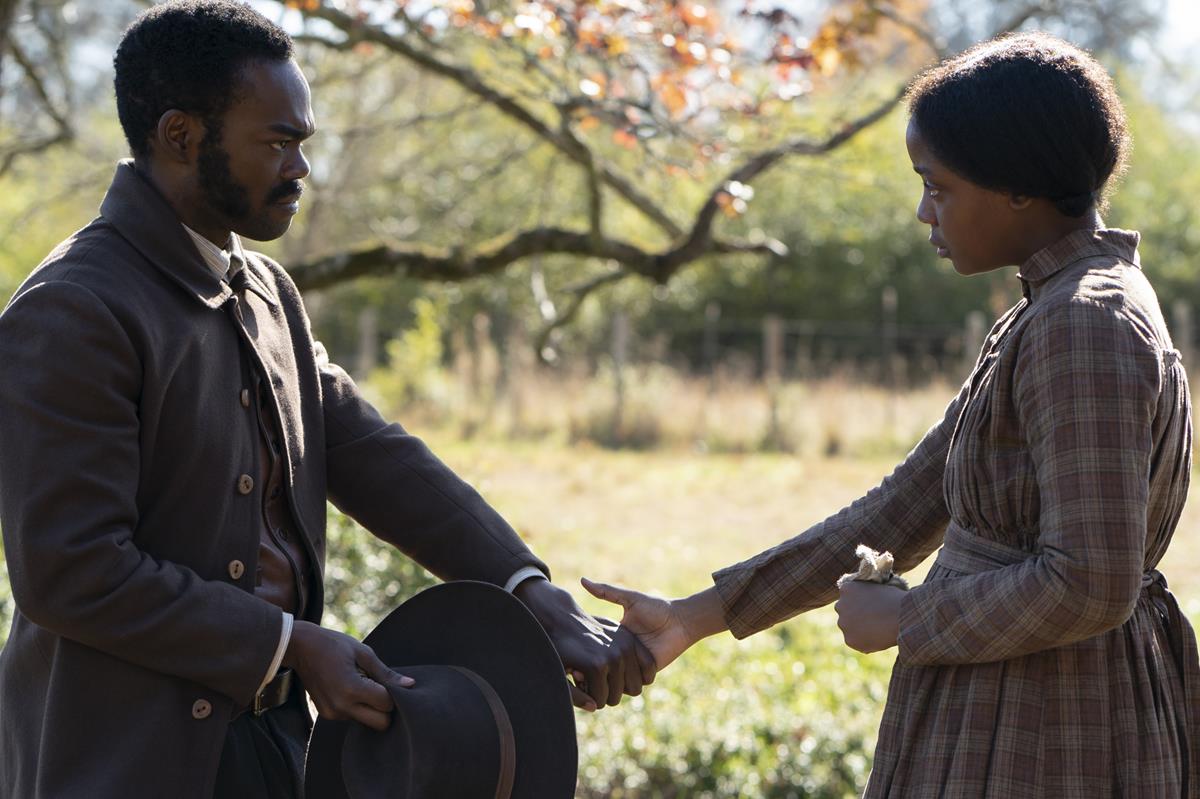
[606,33,629,56]
[656,79,688,117]
[612,128,638,149]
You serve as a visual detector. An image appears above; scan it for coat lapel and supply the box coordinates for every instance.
[98,160,234,310]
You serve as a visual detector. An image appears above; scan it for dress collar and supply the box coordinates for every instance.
[1016,227,1141,297]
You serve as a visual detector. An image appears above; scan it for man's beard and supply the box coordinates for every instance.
[197,119,252,226]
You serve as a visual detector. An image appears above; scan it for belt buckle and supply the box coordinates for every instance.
[251,668,292,717]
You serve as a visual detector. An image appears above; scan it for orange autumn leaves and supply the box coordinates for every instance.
[287,0,923,213]
[401,1,848,115]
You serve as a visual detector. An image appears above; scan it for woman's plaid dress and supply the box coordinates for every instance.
[714,228,1199,797]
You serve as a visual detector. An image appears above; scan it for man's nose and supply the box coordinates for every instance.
[283,147,310,181]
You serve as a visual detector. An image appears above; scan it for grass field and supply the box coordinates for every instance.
[410,427,1200,798]
[3,373,1198,797]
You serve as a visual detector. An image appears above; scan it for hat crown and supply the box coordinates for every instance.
[342,665,515,799]
[305,581,577,799]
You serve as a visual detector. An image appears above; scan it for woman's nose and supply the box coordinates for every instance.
[916,193,936,225]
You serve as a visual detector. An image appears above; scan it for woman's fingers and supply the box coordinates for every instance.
[581,577,638,609]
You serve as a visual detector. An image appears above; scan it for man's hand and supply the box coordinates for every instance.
[833,580,905,653]
[582,578,724,673]
[512,578,656,711]
[282,620,413,731]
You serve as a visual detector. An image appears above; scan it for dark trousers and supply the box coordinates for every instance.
[213,689,310,799]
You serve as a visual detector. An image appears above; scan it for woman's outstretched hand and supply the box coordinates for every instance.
[581,578,728,673]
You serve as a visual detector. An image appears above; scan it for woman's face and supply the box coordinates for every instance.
[905,119,1031,276]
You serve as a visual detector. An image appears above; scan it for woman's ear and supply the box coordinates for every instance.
[1008,194,1034,211]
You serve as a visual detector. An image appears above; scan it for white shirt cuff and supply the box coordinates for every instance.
[504,566,548,593]
[257,611,293,694]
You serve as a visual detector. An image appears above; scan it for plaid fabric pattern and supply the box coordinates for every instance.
[713,228,1199,797]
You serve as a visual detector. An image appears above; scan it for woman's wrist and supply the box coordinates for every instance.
[674,586,729,647]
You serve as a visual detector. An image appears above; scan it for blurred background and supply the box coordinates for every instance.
[2,1,1198,795]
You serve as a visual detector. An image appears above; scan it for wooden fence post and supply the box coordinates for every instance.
[763,315,784,449]
[964,311,986,375]
[880,285,898,387]
[354,307,379,380]
[1173,300,1193,368]
[704,301,721,396]
[611,312,630,444]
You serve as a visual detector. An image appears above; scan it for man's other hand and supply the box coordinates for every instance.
[282,620,413,731]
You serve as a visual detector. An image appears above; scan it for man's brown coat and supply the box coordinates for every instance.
[0,162,546,798]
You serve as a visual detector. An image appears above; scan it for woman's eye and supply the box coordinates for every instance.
[924,183,940,198]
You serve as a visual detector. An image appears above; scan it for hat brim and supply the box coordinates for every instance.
[306,580,577,798]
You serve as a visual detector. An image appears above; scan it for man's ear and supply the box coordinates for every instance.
[154,110,202,164]
[1008,194,1034,211]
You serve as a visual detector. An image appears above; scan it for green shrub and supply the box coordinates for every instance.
[320,505,439,638]
[322,504,886,798]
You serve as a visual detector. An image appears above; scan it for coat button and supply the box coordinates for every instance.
[237,474,254,495]
[228,560,245,580]
[240,389,251,408]
[192,699,212,720]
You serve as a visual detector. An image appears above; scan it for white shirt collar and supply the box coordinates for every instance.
[181,224,245,281]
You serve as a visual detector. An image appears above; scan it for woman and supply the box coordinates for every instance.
[585,32,1199,797]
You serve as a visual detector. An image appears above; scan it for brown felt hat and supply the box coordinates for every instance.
[304,581,577,798]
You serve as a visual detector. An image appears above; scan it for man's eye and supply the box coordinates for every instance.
[271,140,290,152]
[924,183,940,198]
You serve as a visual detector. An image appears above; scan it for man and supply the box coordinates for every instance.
[0,2,651,797]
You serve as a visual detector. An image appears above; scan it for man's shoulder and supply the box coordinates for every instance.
[16,217,142,299]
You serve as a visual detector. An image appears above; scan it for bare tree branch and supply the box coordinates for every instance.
[5,33,70,129]
[534,269,631,358]
[295,5,685,239]
[288,224,783,291]
[280,0,1065,326]
[867,0,948,58]
[0,32,74,177]
[662,83,906,281]
[0,0,18,86]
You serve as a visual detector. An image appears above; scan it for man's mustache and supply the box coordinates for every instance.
[267,181,304,203]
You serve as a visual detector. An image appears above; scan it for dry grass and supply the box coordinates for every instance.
[424,435,1200,629]
[385,368,1200,626]
[369,363,959,458]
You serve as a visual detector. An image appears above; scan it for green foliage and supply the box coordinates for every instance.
[367,296,448,408]
[0,111,127,303]
[1107,75,1200,312]
[320,506,438,639]
[574,625,888,798]
[322,502,888,798]
[0,538,10,649]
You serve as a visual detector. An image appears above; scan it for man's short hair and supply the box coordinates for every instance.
[905,32,1129,217]
[114,0,294,159]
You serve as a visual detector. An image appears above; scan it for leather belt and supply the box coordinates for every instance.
[234,668,295,719]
